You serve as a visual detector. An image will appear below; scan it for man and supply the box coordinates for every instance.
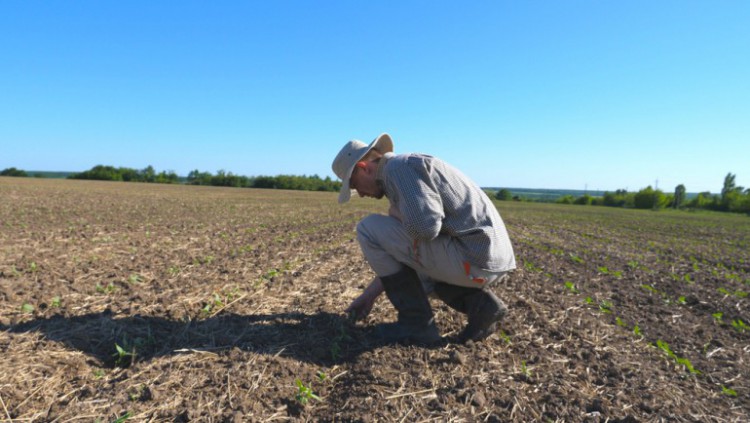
[332,133,516,344]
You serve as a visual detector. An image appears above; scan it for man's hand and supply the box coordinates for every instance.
[345,294,376,322]
[345,277,384,322]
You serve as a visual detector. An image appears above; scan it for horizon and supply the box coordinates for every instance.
[2,1,749,193]
[10,169,721,195]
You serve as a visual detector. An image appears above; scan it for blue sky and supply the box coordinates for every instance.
[1,1,748,193]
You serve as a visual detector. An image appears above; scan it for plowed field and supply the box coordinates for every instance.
[1,177,748,422]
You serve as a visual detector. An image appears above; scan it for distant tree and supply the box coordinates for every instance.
[573,194,592,205]
[187,170,213,185]
[634,186,668,210]
[720,172,745,212]
[69,165,122,181]
[119,167,139,182]
[602,190,629,207]
[556,195,575,205]
[721,172,737,200]
[673,184,686,209]
[140,165,156,183]
[495,189,512,201]
[1,167,28,177]
[155,170,179,184]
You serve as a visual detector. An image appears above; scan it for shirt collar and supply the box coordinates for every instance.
[376,152,393,186]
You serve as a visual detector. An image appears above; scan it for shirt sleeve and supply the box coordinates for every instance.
[387,156,444,241]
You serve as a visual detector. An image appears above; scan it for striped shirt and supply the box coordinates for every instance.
[376,152,516,272]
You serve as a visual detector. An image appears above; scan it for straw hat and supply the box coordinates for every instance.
[331,133,393,203]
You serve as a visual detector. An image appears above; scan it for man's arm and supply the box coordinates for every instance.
[345,276,384,321]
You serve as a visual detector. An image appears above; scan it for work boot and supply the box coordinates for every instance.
[434,282,507,343]
[377,266,442,345]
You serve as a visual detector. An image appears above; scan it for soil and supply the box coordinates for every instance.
[1,177,748,422]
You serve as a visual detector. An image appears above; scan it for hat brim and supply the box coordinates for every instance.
[338,133,393,203]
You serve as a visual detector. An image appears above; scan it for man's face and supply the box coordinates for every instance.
[350,162,384,199]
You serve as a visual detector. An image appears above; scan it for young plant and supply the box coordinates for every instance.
[721,385,738,397]
[113,343,136,367]
[520,360,532,377]
[569,253,584,264]
[498,330,512,344]
[96,282,117,295]
[655,340,700,375]
[633,324,642,337]
[295,379,321,405]
[615,317,627,328]
[111,412,132,423]
[732,319,748,333]
[564,281,578,294]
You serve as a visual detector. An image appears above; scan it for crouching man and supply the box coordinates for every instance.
[332,133,516,344]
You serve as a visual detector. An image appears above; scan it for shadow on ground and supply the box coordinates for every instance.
[1,310,389,368]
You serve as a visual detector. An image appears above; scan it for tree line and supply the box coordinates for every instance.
[1,165,342,193]
[495,172,750,214]
[185,169,341,191]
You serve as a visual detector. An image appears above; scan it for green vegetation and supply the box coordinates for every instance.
[113,343,136,367]
[655,340,700,375]
[60,164,344,192]
[69,165,179,184]
[493,172,750,215]
[294,379,322,405]
[1,167,28,177]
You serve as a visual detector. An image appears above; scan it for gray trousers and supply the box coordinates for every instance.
[356,214,508,293]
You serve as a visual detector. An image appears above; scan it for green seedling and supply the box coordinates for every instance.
[655,340,700,375]
[112,412,132,423]
[330,321,352,361]
[615,317,627,328]
[29,262,38,272]
[295,379,321,405]
[113,343,136,367]
[721,385,738,397]
[712,312,724,324]
[569,253,584,264]
[524,260,541,272]
[633,325,642,337]
[201,293,225,317]
[127,273,143,284]
[731,319,748,333]
[51,296,61,308]
[498,330,512,344]
[564,281,578,293]
[599,300,613,314]
[677,296,687,305]
[96,282,117,295]
[21,303,34,314]
[641,284,659,294]
[598,266,609,274]
[520,360,531,377]
[317,371,327,382]
[584,297,594,305]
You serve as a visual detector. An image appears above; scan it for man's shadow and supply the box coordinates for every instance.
[1,310,385,368]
